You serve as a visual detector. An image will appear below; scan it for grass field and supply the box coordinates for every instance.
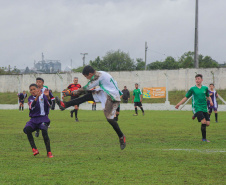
[1,90,226,105]
[0,110,225,184]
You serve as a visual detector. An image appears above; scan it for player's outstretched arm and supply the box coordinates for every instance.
[175,97,188,109]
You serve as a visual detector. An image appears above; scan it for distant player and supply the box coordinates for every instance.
[23,84,53,158]
[17,91,27,111]
[66,77,81,122]
[207,83,218,122]
[55,65,126,150]
[175,74,213,142]
[35,77,55,137]
[132,83,144,116]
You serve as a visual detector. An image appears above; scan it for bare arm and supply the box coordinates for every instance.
[207,96,213,106]
[175,97,188,109]
[132,96,135,103]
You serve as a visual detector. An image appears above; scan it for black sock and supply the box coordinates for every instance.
[42,130,51,153]
[25,126,36,149]
[135,107,138,114]
[94,104,96,110]
[36,129,40,133]
[201,124,206,139]
[215,113,218,121]
[92,104,94,110]
[19,106,21,111]
[209,114,211,118]
[140,107,144,113]
[107,119,123,138]
[22,107,24,111]
[65,93,94,107]
[70,109,75,113]
[75,109,78,118]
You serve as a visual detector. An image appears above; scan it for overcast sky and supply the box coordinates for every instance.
[0,0,225,70]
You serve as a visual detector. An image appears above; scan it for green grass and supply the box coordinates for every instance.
[0,110,225,184]
[1,90,226,104]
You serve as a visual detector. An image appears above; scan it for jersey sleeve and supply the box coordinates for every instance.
[67,84,72,89]
[83,75,100,90]
[185,88,193,98]
[205,87,210,97]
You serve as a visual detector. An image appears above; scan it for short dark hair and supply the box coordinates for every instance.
[135,83,138,85]
[36,77,44,82]
[209,83,214,86]
[29,83,38,89]
[195,74,203,79]
[82,65,95,76]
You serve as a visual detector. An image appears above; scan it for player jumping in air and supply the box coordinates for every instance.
[208,83,218,122]
[35,77,55,137]
[132,83,144,116]
[17,91,27,111]
[175,74,213,142]
[55,65,126,150]
[65,77,81,122]
[23,84,53,157]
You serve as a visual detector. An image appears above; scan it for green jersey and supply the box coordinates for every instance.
[133,88,142,102]
[185,85,209,113]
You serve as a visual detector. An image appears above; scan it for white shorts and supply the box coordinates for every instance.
[92,89,120,119]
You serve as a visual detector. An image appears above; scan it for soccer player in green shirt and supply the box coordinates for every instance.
[132,83,144,116]
[175,74,213,142]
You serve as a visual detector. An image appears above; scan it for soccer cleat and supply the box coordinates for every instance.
[70,110,73,118]
[56,97,66,110]
[202,139,210,142]
[119,135,126,150]
[47,152,53,158]
[192,115,196,120]
[142,112,145,116]
[133,114,138,116]
[75,118,79,122]
[35,130,39,137]
[32,148,39,156]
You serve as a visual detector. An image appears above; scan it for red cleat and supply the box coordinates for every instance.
[47,152,53,158]
[56,97,66,110]
[32,148,39,156]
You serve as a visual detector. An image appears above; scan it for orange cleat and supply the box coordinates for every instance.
[32,148,39,156]
[47,152,53,158]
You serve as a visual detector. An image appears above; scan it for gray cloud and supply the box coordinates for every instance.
[0,0,225,70]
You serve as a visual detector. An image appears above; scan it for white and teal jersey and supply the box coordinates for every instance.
[83,71,122,101]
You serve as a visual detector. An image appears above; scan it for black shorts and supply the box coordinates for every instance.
[19,100,24,104]
[134,102,142,107]
[196,111,210,122]
[71,96,79,107]
[116,106,120,112]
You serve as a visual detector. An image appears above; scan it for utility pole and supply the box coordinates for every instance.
[145,42,148,70]
[194,0,199,68]
[80,53,88,66]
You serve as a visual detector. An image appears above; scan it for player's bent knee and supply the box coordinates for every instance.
[23,126,33,134]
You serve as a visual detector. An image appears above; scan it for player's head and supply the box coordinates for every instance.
[36,77,44,88]
[209,83,214,90]
[23,90,26,94]
[29,84,39,96]
[73,77,78,84]
[124,86,127,89]
[82,65,95,79]
[195,74,203,85]
[135,83,138,89]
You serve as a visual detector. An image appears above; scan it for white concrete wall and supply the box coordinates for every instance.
[0,68,226,92]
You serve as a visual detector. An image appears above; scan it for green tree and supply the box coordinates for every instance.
[147,61,163,70]
[178,51,194,68]
[101,50,136,71]
[162,56,179,69]
[89,56,103,70]
[135,58,145,70]
[199,55,219,68]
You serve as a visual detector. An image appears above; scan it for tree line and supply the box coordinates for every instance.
[73,50,220,72]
